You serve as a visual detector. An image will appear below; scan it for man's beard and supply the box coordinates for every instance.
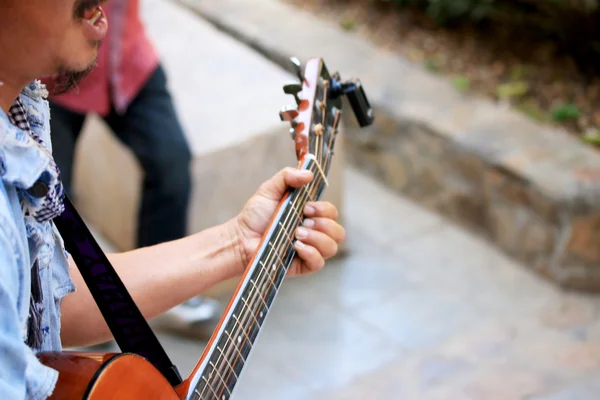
[50,58,98,95]
[45,0,104,95]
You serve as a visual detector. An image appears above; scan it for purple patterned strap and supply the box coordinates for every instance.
[54,196,182,387]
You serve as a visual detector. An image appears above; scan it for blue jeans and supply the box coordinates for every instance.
[49,64,192,248]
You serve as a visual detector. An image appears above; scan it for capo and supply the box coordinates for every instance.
[328,75,374,128]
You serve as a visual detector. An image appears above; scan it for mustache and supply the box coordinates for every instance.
[73,0,103,19]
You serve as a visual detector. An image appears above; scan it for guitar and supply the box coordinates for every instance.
[39,56,373,400]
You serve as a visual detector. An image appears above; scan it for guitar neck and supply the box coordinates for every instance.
[185,156,328,400]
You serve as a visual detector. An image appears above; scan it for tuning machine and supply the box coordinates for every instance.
[279,104,299,140]
[279,105,298,122]
[283,83,302,105]
[290,56,305,83]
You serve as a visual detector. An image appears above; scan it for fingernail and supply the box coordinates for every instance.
[296,227,309,239]
[304,205,316,216]
[299,170,313,178]
[302,219,315,228]
[294,240,306,250]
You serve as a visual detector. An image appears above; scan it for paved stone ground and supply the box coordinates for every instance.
[78,0,600,398]
[87,166,600,399]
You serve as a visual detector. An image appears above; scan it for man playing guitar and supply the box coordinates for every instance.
[0,1,345,399]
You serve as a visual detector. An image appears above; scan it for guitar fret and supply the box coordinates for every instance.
[278,221,295,246]
[288,199,301,218]
[221,327,248,392]
[240,296,262,327]
[209,259,281,394]
[258,261,277,286]
[200,375,219,399]
[302,185,315,201]
[216,346,239,380]
[216,329,245,395]
[248,280,269,309]
[208,362,232,396]
[241,276,271,345]
[223,329,246,363]
[249,267,276,325]
[232,314,253,345]
[268,242,286,266]
[247,269,274,323]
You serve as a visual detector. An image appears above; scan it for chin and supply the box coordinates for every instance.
[76,51,100,71]
[67,39,102,69]
[50,58,98,95]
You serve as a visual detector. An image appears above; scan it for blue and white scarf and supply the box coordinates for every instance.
[7,99,65,223]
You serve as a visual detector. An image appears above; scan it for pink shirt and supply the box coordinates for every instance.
[49,0,159,116]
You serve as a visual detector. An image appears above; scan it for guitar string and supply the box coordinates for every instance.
[207,105,339,397]
[209,133,336,392]
[197,165,324,399]
[317,84,326,162]
[215,177,323,400]
[208,171,323,398]
[321,82,328,127]
[198,176,322,399]
[315,120,321,165]
[322,108,341,179]
[200,101,339,399]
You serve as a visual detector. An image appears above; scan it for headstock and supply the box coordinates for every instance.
[279,57,374,176]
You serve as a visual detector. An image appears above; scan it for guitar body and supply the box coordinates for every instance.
[39,352,180,400]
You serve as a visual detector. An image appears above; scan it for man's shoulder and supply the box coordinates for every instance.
[0,83,52,191]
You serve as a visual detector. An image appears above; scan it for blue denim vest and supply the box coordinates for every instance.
[0,81,75,399]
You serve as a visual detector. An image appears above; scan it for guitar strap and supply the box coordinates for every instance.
[53,196,182,387]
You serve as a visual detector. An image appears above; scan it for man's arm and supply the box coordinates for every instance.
[60,168,344,348]
[59,220,241,348]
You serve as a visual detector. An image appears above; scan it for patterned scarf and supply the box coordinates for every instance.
[7,98,65,350]
[7,99,65,222]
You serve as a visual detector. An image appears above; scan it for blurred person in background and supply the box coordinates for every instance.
[45,0,221,334]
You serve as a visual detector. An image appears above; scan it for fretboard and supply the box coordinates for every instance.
[188,156,328,400]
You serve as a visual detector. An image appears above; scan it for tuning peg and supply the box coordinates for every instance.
[289,127,296,140]
[279,105,299,122]
[290,57,304,83]
[283,83,302,105]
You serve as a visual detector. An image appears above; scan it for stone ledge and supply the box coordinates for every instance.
[177,0,600,291]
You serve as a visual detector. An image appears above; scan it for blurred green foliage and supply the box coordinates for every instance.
[550,103,582,121]
[372,0,600,73]
[452,75,471,90]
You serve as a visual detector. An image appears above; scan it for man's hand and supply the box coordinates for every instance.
[232,167,345,277]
